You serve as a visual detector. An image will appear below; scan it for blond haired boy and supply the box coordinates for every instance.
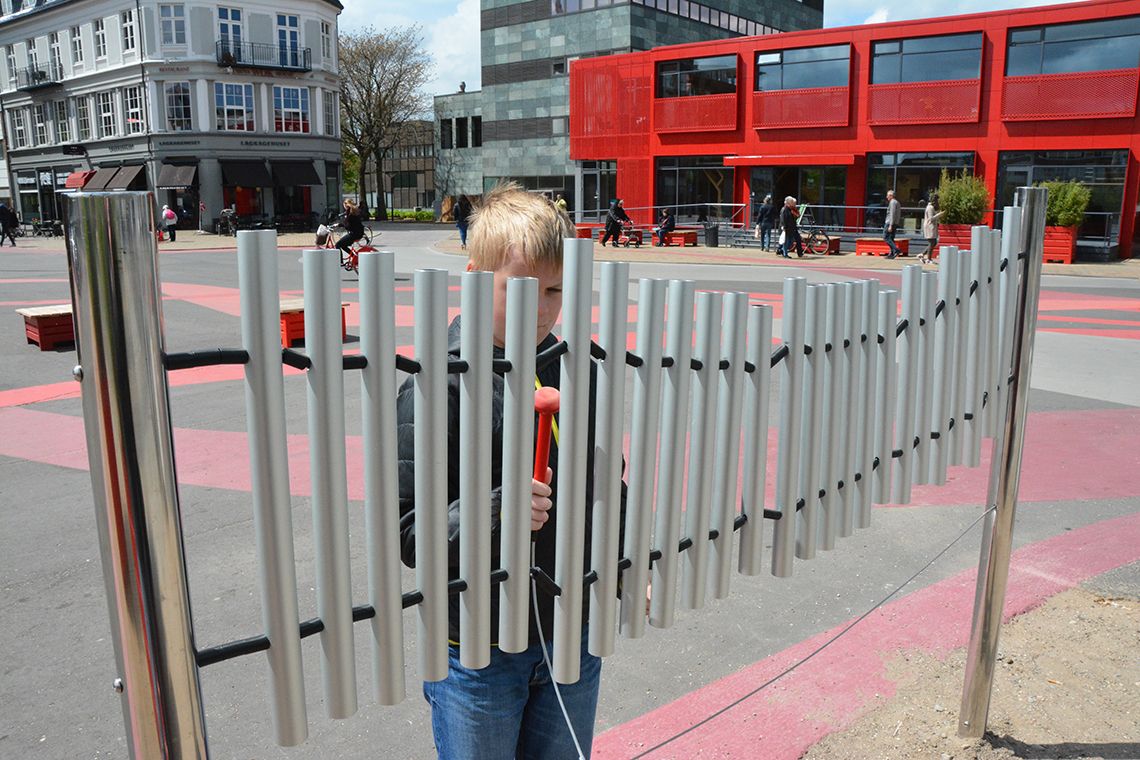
[396,183,621,759]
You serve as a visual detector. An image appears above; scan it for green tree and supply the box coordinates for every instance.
[937,169,990,225]
[1039,180,1091,228]
[339,26,433,220]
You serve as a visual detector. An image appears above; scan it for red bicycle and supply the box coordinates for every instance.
[316,224,376,273]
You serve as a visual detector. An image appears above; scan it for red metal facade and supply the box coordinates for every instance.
[568,0,1140,258]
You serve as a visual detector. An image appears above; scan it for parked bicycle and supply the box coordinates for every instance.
[796,206,832,255]
[315,222,375,273]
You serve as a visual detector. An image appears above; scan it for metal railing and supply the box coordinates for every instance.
[216,40,312,72]
[16,63,63,90]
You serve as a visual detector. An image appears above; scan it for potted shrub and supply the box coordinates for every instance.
[1039,180,1090,264]
[936,169,991,249]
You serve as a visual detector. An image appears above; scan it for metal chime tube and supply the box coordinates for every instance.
[302,249,357,717]
[682,291,723,605]
[590,262,629,655]
[738,303,773,576]
[929,248,958,485]
[822,283,847,549]
[795,285,825,560]
[358,250,406,705]
[459,271,494,669]
[963,230,986,467]
[997,208,1023,429]
[709,292,748,599]
[855,279,880,528]
[772,278,806,576]
[950,244,972,466]
[650,280,695,627]
[983,229,1002,439]
[913,271,938,487]
[414,268,450,682]
[621,278,666,639]
[237,231,308,744]
[872,289,898,504]
[553,240,593,684]
[892,266,922,504]
[840,282,861,538]
[498,277,538,654]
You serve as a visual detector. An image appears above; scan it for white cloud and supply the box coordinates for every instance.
[862,7,890,25]
[424,0,482,97]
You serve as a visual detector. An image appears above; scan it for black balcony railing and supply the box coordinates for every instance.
[16,63,63,91]
[216,40,312,72]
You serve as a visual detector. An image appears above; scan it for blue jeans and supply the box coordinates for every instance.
[884,225,901,255]
[759,222,772,249]
[423,633,602,760]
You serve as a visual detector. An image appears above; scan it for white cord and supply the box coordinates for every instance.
[531,544,586,760]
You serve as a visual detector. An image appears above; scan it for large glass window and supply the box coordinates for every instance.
[1006,16,1140,76]
[218,8,242,52]
[94,19,107,59]
[756,44,849,91]
[54,100,70,142]
[656,156,735,224]
[277,14,300,68]
[121,10,136,54]
[440,119,453,149]
[215,82,254,131]
[471,116,482,147]
[455,116,468,148]
[165,81,192,130]
[160,5,186,46]
[49,33,62,75]
[871,33,982,84]
[866,152,975,227]
[996,150,1129,243]
[273,85,309,132]
[657,55,737,98]
[124,85,144,133]
[96,91,116,137]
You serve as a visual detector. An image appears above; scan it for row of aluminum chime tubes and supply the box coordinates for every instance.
[227,212,1022,745]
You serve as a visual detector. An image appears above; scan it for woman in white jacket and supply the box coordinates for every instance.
[920,194,944,264]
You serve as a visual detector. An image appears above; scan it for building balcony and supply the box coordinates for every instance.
[1001,69,1139,121]
[752,87,849,129]
[216,40,312,73]
[16,64,63,92]
[866,79,981,125]
[653,93,737,133]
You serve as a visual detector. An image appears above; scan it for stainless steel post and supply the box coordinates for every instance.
[929,248,958,485]
[964,232,986,468]
[958,187,1047,738]
[822,283,847,549]
[872,290,898,505]
[891,266,921,504]
[64,191,209,759]
[738,303,773,576]
[795,285,825,560]
[855,279,879,529]
[840,282,861,537]
[237,231,308,743]
[913,271,938,487]
[772,278,806,577]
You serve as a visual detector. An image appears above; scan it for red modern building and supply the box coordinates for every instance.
[569,0,1140,259]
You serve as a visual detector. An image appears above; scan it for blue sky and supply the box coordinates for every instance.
[340,0,1072,97]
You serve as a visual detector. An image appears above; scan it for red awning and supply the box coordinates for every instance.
[64,170,95,189]
[722,154,857,167]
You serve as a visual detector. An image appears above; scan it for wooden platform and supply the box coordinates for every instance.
[280,298,349,348]
[16,303,74,351]
[855,237,910,256]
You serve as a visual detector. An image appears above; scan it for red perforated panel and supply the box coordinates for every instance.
[866,80,981,125]
[652,93,738,133]
[752,87,849,129]
[569,57,651,160]
[1001,69,1140,121]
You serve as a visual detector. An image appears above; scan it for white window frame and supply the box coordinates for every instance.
[26,38,39,70]
[76,95,92,140]
[121,9,137,55]
[94,19,107,59]
[323,89,337,136]
[276,14,300,67]
[70,26,84,69]
[218,7,242,49]
[214,82,254,131]
[5,45,15,89]
[12,108,28,148]
[164,81,193,131]
[272,84,309,133]
[160,5,187,46]
[55,100,71,143]
[124,85,144,133]
[320,21,331,61]
[96,91,116,137]
[49,33,62,77]
[33,103,48,145]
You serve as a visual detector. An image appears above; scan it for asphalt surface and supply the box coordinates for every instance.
[1,226,1137,759]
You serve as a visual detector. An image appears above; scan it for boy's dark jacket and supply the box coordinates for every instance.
[397,316,627,645]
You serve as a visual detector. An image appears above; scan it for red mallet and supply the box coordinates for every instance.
[534,386,560,481]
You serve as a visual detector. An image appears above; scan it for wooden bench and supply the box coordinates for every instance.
[280,298,349,348]
[17,303,75,351]
[662,229,698,247]
[855,237,909,256]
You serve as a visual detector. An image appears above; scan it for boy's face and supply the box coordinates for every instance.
[470,246,563,347]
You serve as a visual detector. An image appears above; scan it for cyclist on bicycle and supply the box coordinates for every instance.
[336,199,365,256]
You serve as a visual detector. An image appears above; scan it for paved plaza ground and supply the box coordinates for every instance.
[1,223,1137,758]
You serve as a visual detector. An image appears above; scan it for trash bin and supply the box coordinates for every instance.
[703,223,719,248]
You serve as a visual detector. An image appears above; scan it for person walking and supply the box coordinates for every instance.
[779,196,803,258]
[455,195,473,249]
[0,203,17,246]
[920,193,945,264]
[600,198,630,247]
[754,195,774,251]
[884,189,903,259]
[161,204,178,242]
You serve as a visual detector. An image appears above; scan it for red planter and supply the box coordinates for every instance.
[1043,226,1078,264]
[936,224,976,254]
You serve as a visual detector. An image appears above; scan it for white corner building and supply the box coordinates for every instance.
[0,0,342,231]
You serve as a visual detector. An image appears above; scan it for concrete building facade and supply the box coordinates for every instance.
[0,0,342,232]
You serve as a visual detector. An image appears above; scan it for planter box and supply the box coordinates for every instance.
[937,224,976,252]
[1043,226,1077,264]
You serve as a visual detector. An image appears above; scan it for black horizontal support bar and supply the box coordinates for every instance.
[844,338,851,349]
[402,590,424,608]
[804,344,814,356]
[281,348,311,370]
[662,356,675,369]
[877,334,885,345]
[763,508,782,520]
[582,569,598,587]
[617,557,633,571]
[163,348,249,371]
[690,358,704,371]
[535,341,569,371]
[1000,258,1010,272]
[448,578,467,595]
[892,448,904,459]
[678,536,693,552]
[649,548,663,563]
[708,528,720,541]
[935,299,946,317]
[825,342,833,353]
[718,359,730,370]
[970,280,979,296]
[447,359,468,374]
[343,355,367,371]
[771,344,789,367]
[493,359,513,374]
[964,412,975,421]
[895,319,908,337]
[531,567,561,597]
[590,341,606,361]
[396,355,421,374]
[626,351,644,368]
[196,633,270,667]
[734,514,747,532]
[744,360,756,373]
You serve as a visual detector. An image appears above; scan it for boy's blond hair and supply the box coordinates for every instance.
[467,182,573,272]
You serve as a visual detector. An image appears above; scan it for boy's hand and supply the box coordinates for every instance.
[531,466,553,532]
